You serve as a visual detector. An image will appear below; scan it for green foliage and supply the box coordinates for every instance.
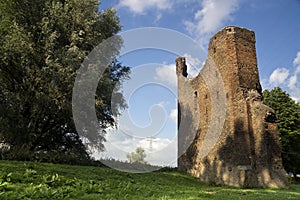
[263,87,300,177]
[126,147,147,164]
[0,0,130,161]
[0,160,299,199]
[98,157,160,172]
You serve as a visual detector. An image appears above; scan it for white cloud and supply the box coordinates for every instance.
[268,52,300,102]
[183,53,201,66]
[155,55,203,84]
[183,53,203,77]
[93,130,177,166]
[288,67,300,102]
[260,78,270,90]
[293,51,300,66]
[138,137,173,152]
[288,75,297,90]
[118,0,172,14]
[296,65,300,74]
[197,0,239,34]
[184,0,240,41]
[269,68,290,85]
[169,109,177,123]
[288,63,300,102]
[155,64,177,87]
[158,101,170,107]
[154,13,163,23]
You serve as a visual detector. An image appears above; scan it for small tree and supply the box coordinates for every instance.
[126,147,147,164]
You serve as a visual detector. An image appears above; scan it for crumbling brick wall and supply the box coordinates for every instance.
[177,26,288,188]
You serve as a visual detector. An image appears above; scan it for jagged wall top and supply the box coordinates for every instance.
[209,26,256,45]
[176,57,188,77]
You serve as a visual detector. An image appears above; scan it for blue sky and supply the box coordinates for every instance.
[94,0,300,167]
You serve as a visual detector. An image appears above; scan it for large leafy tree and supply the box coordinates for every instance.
[0,0,129,161]
[263,87,300,178]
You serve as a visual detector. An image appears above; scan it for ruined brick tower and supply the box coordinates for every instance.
[177,26,288,188]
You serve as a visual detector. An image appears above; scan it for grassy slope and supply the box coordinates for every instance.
[0,160,299,200]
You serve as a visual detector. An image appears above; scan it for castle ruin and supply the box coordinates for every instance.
[177,26,288,188]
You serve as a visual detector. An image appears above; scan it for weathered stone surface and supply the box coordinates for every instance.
[177,26,288,188]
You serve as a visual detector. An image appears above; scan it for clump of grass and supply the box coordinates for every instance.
[0,160,299,199]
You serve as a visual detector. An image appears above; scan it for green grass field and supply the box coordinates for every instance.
[0,160,299,199]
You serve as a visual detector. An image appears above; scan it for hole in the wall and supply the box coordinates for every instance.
[265,124,268,129]
[194,92,198,112]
